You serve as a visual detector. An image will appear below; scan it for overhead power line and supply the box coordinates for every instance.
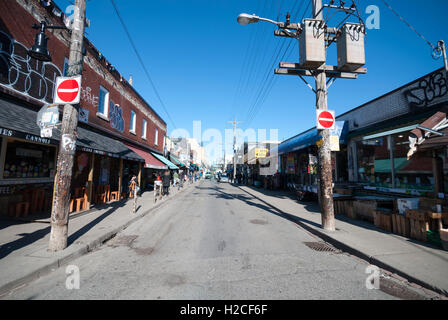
[380,0,435,50]
[110,0,177,129]
[244,0,311,128]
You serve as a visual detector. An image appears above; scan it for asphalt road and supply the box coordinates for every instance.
[5,180,398,299]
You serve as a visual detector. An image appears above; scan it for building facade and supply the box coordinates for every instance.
[0,0,173,218]
[278,67,448,198]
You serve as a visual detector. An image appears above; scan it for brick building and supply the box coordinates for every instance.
[0,0,178,219]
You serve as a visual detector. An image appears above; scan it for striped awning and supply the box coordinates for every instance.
[151,152,179,170]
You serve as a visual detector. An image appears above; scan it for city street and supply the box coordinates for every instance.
[3,180,404,300]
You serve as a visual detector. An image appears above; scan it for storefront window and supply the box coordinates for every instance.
[393,133,433,192]
[357,133,435,192]
[356,137,392,187]
[3,140,56,179]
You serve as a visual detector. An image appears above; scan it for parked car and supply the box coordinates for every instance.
[205,172,212,179]
[220,174,229,183]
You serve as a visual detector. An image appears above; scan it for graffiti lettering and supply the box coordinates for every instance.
[404,70,448,110]
[80,86,98,107]
[62,134,76,152]
[0,31,62,104]
[108,101,125,133]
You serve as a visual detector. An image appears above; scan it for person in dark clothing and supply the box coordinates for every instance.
[162,170,171,195]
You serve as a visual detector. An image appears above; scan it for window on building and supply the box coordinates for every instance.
[98,86,109,118]
[154,128,158,145]
[130,111,136,134]
[142,119,147,139]
[356,137,391,187]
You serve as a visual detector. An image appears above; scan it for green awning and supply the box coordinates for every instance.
[151,152,179,170]
[170,155,186,167]
[374,158,409,173]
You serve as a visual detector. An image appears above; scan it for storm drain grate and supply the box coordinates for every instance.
[303,241,341,253]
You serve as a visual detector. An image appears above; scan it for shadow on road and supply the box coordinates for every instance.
[211,185,323,229]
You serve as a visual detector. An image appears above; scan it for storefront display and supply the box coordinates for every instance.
[3,140,56,179]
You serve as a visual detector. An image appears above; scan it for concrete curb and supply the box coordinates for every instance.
[0,181,200,297]
[237,185,448,297]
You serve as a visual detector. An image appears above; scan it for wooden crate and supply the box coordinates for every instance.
[391,214,410,237]
[405,209,428,221]
[353,200,376,222]
[374,210,392,232]
[333,199,355,219]
[405,209,429,242]
[419,197,445,211]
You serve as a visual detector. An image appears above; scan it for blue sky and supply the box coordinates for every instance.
[55,0,448,162]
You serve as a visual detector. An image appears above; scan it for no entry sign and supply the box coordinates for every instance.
[316,110,335,130]
[53,76,82,104]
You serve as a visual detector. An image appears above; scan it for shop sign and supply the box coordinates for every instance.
[0,127,13,137]
[25,134,51,145]
[287,153,295,174]
[330,135,340,151]
[255,148,268,158]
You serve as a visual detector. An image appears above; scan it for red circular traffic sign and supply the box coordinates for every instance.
[318,111,335,129]
[56,79,80,103]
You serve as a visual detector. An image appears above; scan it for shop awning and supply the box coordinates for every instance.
[278,121,348,155]
[407,111,448,158]
[169,155,186,167]
[124,143,167,170]
[150,152,179,170]
[0,97,144,162]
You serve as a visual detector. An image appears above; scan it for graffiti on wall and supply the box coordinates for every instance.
[404,70,448,110]
[108,100,124,132]
[0,31,62,103]
[80,86,98,107]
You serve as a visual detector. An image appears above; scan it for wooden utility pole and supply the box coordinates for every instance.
[313,0,335,231]
[48,0,87,251]
[227,117,242,182]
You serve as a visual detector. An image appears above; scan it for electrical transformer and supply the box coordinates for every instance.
[299,19,326,68]
[337,23,365,71]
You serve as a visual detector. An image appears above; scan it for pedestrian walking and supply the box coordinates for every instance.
[129,175,139,213]
[162,170,171,196]
[173,171,179,187]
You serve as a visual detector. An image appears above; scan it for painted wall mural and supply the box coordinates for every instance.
[0,30,62,103]
[108,100,125,133]
[404,70,448,110]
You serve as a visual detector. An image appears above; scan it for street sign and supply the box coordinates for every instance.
[37,104,60,138]
[53,76,82,104]
[316,110,335,130]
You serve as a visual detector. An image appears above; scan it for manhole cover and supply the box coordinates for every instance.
[303,241,340,253]
[379,278,427,300]
[107,235,138,247]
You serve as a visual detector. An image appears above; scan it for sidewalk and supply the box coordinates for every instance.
[0,180,199,296]
[237,185,448,296]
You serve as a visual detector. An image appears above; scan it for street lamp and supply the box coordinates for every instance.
[237,13,280,26]
[28,21,67,62]
[237,12,302,36]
